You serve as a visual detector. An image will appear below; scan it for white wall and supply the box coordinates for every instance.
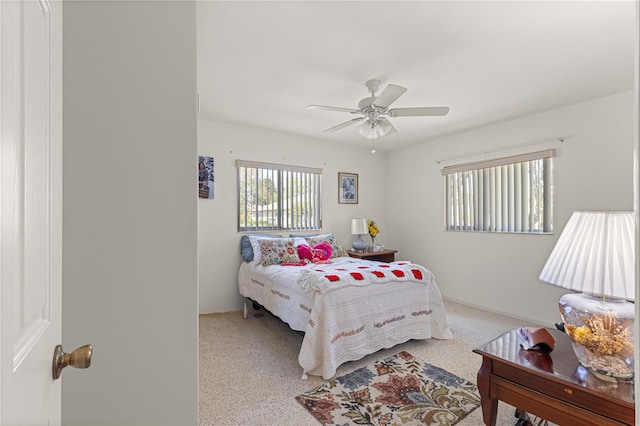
[63,2,198,424]
[198,119,388,313]
[387,91,635,326]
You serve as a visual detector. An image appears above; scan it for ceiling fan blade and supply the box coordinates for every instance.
[322,117,365,133]
[387,107,450,117]
[307,104,358,113]
[372,84,407,109]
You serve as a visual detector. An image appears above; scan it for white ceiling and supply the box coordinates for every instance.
[197,1,635,152]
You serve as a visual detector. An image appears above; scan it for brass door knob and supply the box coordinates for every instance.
[52,344,92,380]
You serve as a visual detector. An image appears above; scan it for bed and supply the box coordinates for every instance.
[238,233,453,379]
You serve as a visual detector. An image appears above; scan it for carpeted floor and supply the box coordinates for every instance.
[199,299,540,426]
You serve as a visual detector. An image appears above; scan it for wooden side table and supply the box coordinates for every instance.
[473,328,634,426]
[346,249,397,263]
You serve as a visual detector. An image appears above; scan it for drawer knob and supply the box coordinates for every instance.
[564,388,574,395]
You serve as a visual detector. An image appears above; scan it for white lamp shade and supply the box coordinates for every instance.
[356,119,395,139]
[539,211,635,300]
[376,118,393,136]
[351,218,368,235]
[357,121,377,139]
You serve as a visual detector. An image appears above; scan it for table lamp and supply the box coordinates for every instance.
[351,218,369,251]
[539,211,635,379]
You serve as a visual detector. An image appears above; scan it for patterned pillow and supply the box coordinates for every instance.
[241,234,282,262]
[259,238,302,266]
[248,235,282,265]
[304,233,348,258]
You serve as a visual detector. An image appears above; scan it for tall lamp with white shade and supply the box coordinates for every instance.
[351,218,369,252]
[539,211,635,379]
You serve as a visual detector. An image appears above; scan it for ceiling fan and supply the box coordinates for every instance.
[307,79,449,140]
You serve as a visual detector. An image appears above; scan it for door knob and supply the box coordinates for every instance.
[52,344,92,380]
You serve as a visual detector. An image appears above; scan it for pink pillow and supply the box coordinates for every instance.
[297,242,332,263]
[312,242,332,261]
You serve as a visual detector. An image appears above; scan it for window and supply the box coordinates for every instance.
[442,150,554,233]
[237,160,322,231]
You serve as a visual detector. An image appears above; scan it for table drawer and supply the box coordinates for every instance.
[490,376,629,426]
[493,363,634,425]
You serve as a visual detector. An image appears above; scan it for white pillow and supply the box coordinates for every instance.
[292,237,309,248]
[249,235,276,265]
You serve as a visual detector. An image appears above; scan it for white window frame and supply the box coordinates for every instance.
[442,150,554,233]
[237,160,322,232]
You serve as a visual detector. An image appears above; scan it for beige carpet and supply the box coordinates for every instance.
[199,299,539,426]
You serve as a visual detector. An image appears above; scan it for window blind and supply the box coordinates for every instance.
[443,150,554,233]
[236,160,322,231]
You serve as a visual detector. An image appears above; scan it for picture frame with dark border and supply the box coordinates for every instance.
[198,156,214,199]
[338,172,358,204]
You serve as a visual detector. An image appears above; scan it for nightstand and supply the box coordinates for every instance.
[473,328,634,425]
[347,249,397,263]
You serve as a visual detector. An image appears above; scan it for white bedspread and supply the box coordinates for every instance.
[238,257,452,379]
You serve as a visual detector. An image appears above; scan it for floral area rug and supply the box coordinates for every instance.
[295,351,480,426]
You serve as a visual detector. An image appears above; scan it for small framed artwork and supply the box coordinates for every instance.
[338,172,358,204]
[198,156,214,199]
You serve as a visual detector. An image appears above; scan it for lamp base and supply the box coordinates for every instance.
[559,292,634,379]
[352,235,368,251]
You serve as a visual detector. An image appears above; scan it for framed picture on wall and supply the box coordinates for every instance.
[198,156,214,199]
[338,172,358,204]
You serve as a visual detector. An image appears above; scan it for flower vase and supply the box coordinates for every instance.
[370,237,378,252]
[559,292,634,379]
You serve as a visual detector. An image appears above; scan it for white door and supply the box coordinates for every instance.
[1,0,63,424]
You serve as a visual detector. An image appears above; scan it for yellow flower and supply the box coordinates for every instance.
[368,220,380,238]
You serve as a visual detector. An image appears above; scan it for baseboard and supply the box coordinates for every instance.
[199,310,242,317]
[442,296,554,329]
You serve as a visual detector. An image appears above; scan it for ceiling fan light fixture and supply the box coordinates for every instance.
[357,119,391,139]
[376,118,392,136]
[357,121,377,139]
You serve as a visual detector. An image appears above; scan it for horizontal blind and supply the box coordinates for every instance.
[444,150,554,233]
